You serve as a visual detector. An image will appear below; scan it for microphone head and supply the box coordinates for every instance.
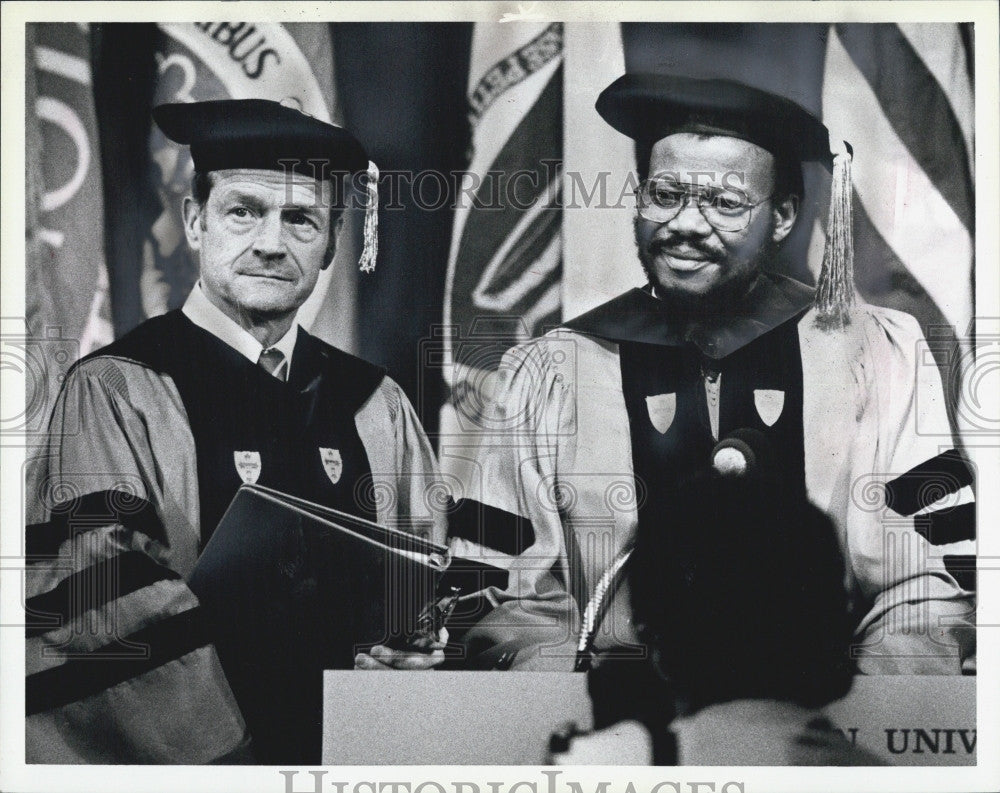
[711,428,772,479]
[712,445,751,477]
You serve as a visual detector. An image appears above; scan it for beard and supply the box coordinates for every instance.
[633,217,779,317]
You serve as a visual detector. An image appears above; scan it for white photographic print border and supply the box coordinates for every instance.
[2,2,997,792]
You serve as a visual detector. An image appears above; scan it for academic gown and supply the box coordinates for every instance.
[25,311,445,763]
[450,273,975,673]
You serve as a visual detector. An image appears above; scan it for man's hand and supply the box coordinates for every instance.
[353,629,448,671]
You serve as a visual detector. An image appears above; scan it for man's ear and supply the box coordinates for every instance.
[771,194,799,244]
[182,197,203,251]
[322,212,345,270]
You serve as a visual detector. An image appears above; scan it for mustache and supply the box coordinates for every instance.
[645,235,723,262]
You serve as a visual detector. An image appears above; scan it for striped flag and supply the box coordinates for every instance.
[440,20,564,481]
[25,23,113,427]
[821,23,974,436]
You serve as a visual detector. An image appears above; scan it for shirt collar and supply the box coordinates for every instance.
[182,282,299,374]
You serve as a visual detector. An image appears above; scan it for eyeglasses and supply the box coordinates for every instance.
[634,179,772,232]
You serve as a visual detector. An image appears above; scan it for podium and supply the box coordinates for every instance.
[323,672,591,765]
[322,672,975,766]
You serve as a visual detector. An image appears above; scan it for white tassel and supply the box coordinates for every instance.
[358,160,379,273]
[815,140,855,330]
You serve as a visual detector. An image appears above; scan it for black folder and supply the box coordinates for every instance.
[188,484,458,764]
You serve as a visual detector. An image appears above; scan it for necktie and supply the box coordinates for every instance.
[257,348,287,381]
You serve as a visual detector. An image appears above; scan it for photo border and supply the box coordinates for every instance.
[2,2,997,792]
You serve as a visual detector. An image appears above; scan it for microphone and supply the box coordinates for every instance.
[711,428,773,479]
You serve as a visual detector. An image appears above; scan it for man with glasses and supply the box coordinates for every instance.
[450,74,975,677]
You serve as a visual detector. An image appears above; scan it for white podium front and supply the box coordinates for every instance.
[322,671,591,765]
[826,675,976,766]
[322,672,975,766]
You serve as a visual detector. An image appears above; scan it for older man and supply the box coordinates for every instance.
[452,74,976,675]
[25,100,444,764]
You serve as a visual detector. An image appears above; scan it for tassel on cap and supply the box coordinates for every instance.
[814,140,855,330]
[358,160,379,273]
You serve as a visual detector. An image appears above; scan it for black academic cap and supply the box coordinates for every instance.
[597,73,857,330]
[152,98,370,178]
[596,73,833,169]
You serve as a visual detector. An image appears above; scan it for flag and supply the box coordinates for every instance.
[25,23,113,431]
[439,20,564,483]
[821,23,974,436]
[562,24,639,318]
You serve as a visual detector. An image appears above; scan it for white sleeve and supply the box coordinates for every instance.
[848,307,975,674]
[449,339,581,670]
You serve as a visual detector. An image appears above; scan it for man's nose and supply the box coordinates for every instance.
[252,212,286,258]
[665,196,712,236]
